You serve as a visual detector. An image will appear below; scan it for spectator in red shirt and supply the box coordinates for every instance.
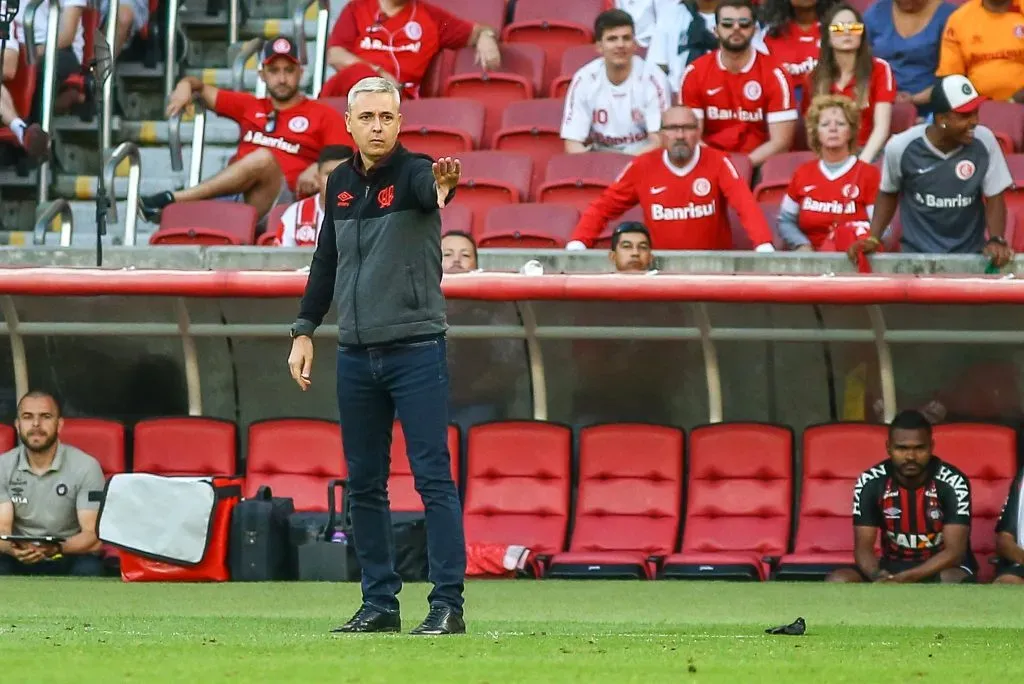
[320,0,501,99]
[776,94,880,250]
[681,0,797,166]
[139,37,354,223]
[759,0,838,80]
[803,3,895,162]
[566,105,775,251]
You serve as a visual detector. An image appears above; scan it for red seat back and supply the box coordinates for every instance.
[431,0,507,26]
[492,98,567,194]
[261,204,289,245]
[569,424,683,555]
[794,423,888,554]
[0,424,14,452]
[155,201,259,245]
[549,44,601,98]
[480,202,579,247]
[463,421,572,553]
[133,417,237,476]
[682,423,793,556]
[444,45,545,146]
[61,418,127,479]
[441,203,474,235]
[389,421,461,513]
[933,424,1018,561]
[456,151,533,235]
[398,98,486,157]
[503,0,603,91]
[244,419,345,512]
[537,152,632,211]
[753,152,816,204]
[979,101,1024,154]
[890,101,918,137]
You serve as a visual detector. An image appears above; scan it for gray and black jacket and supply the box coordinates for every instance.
[291,143,453,346]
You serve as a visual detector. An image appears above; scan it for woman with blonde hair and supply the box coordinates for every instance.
[777,93,880,251]
[803,3,895,162]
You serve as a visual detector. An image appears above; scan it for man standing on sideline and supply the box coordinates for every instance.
[287,76,466,636]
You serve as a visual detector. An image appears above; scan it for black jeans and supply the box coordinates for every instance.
[0,553,104,576]
[336,336,466,614]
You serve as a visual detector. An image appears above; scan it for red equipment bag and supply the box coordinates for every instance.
[96,474,243,582]
[465,542,533,578]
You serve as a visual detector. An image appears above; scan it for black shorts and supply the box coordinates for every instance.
[995,562,1024,579]
[855,558,976,583]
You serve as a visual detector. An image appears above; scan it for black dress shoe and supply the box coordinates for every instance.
[330,605,401,633]
[409,604,466,635]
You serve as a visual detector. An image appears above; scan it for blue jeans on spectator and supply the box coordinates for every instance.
[336,335,466,615]
[0,553,104,576]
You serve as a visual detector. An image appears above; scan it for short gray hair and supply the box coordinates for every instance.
[347,77,401,111]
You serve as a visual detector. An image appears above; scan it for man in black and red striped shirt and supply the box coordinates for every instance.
[828,409,975,584]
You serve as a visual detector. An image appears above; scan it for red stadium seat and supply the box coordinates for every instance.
[455,151,533,235]
[1002,154,1024,222]
[61,418,127,479]
[492,98,567,194]
[244,419,345,512]
[547,424,684,579]
[150,201,258,245]
[441,203,475,235]
[431,0,507,27]
[890,101,918,137]
[979,101,1024,155]
[549,44,601,98]
[933,423,1018,583]
[398,98,486,157]
[0,47,36,147]
[479,202,579,247]
[463,421,572,559]
[536,151,631,211]
[774,423,888,579]
[133,417,237,476]
[753,152,816,204]
[443,45,545,146]
[389,421,461,513]
[591,205,644,248]
[503,0,602,91]
[661,423,793,581]
[0,424,14,452]
[728,152,754,188]
[257,204,289,246]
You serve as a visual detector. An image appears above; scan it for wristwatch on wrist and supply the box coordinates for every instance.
[987,235,1008,246]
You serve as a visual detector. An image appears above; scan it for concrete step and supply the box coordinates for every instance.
[121,116,242,146]
[181,13,321,41]
[66,200,157,246]
[183,65,317,91]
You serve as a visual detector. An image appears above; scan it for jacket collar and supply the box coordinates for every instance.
[353,142,404,178]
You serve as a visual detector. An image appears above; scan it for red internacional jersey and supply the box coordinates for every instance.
[680,50,797,154]
[762,22,821,79]
[571,144,774,250]
[782,157,880,248]
[214,91,353,192]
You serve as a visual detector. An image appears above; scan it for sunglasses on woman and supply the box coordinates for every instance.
[718,18,755,29]
[829,21,865,35]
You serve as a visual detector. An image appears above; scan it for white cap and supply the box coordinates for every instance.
[931,75,986,115]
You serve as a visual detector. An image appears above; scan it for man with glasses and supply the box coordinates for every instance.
[561,9,670,155]
[680,0,796,166]
[138,37,354,224]
[567,105,774,250]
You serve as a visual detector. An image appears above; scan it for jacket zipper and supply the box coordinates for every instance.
[353,186,369,345]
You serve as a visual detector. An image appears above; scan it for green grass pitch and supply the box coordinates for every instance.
[1,579,1023,682]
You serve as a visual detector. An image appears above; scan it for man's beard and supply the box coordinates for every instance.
[269,85,299,103]
[20,431,58,454]
[721,36,751,53]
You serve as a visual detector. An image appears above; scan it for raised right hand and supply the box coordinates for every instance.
[287,336,314,391]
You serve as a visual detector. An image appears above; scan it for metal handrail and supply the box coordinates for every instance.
[32,199,73,247]
[232,37,264,92]
[168,96,207,188]
[165,0,182,100]
[228,0,240,46]
[102,141,142,246]
[100,7,119,155]
[294,0,329,97]
[25,0,60,203]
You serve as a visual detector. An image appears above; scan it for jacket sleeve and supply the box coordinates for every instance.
[570,162,640,247]
[720,156,774,247]
[411,157,455,211]
[293,174,339,335]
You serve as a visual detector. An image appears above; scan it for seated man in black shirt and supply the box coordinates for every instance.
[994,471,1024,584]
[827,409,975,584]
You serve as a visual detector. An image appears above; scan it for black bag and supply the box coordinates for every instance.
[391,515,429,581]
[229,485,296,581]
[291,479,357,582]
